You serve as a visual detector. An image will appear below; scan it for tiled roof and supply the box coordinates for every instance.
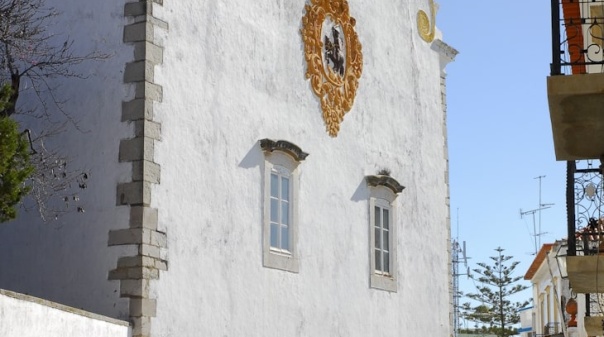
[524,243,554,280]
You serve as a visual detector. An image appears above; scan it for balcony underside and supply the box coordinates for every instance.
[567,256,604,293]
[548,73,604,161]
[584,316,604,336]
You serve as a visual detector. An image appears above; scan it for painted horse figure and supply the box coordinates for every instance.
[324,26,345,76]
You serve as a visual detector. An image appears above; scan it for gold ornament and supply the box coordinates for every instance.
[301,0,363,137]
[417,0,436,43]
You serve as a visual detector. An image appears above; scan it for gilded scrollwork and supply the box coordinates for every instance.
[417,0,436,43]
[301,0,363,137]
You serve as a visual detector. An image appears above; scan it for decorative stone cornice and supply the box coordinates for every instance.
[259,138,309,162]
[431,39,459,75]
[365,175,405,194]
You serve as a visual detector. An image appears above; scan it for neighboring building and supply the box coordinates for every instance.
[524,242,584,337]
[547,0,604,336]
[518,306,534,337]
[0,0,457,336]
[0,289,129,337]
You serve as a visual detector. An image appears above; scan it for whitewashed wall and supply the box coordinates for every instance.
[0,0,133,319]
[0,0,454,335]
[151,0,451,336]
[0,289,129,337]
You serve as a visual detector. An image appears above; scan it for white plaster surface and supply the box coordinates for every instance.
[0,289,129,337]
[151,1,451,336]
[0,0,454,335]
[0,0,133,319]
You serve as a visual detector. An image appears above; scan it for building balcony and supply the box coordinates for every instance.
[548,73,604,161]
[585,316,604,336]
[567,255,604,293]
[548,0,604,161]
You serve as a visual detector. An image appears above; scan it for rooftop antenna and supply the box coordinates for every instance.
[452,209,470,337]
[520,175,554,255]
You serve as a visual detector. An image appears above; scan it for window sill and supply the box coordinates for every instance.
[263,250,299,273]
[370,273,397,292]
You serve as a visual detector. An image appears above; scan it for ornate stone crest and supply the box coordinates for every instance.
[301,0,363,137]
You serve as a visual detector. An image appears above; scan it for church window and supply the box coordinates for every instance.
[260,139,308,273]
[366,173,404,292]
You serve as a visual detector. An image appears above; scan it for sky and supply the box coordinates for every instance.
[437,0,567,315]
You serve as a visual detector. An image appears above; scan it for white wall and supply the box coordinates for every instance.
[151,1,451,336]
[0,289,129,337]
[0,0,454,335]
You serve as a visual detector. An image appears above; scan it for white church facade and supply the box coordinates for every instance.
[0,0,457,336]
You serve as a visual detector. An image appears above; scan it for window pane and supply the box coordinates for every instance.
[270,173,279,198]
[282,177,290,201]
[281,226,290,251]
[281,202,289,225]
[383,230,389,251]
[375,249,382,272]
[374,206,381,228]
[374,227,381,249]
[383,251,390,273]
[270,199,278,222]
[270,223,279,248]
[383,209,389,230]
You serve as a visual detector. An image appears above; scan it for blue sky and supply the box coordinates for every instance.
[437,1,567,311]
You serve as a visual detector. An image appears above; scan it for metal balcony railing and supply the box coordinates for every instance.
[546,321,561,335]
[565,160,604,315]
[566,160,604,257]
[552,0,604,75]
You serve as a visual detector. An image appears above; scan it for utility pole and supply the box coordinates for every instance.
[452,210,469,337]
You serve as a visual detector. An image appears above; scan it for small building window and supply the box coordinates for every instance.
[269,165,291,252]
[260,139,308,273]
[373,199,391,275]
[366,173,404,292]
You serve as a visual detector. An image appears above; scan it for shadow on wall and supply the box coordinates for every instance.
[350,179,369,202]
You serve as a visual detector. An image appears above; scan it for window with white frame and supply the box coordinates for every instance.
[373,199,391,275]
[260,139,308,273]
[366,173,404,292]
[269,165,292,253]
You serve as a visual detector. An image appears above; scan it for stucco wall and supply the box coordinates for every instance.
[150,1,451,336]
[0,0,133,319]
[0,289,129,337]
[0,0,454,335]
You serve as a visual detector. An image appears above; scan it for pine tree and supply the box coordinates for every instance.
[462,247,530,337]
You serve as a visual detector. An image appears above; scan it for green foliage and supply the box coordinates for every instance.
[462,247,530,337]
[0,84,13,112]
[0,117,34,222]
[0,84,34,222]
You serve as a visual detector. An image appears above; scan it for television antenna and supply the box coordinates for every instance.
[520,175,554,255]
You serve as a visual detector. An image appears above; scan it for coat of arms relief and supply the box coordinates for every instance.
[301,0,363,137]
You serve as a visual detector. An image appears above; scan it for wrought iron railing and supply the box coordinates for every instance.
[551,0,604,75]
[566,160,604,316]
[544,322,562,336]
[567,160,604,257]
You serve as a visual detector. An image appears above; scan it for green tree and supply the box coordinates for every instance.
[462,247,530,337]
[0,85,34,222]
[0,0,99,221]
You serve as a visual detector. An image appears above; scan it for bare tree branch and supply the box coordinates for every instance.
[0,0,108,222]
